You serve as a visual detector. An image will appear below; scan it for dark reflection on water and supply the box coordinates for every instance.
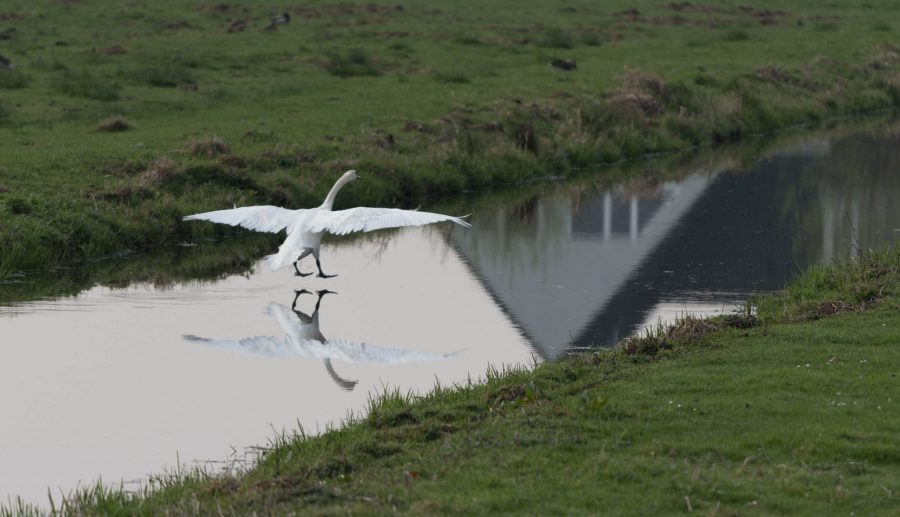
[454,132,900,359]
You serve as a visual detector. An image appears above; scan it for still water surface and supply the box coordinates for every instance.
[2,128,899,503]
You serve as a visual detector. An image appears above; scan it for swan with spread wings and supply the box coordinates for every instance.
[183,170,470,277]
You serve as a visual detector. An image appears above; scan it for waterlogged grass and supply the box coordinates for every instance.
[10,248,896,515]
[2,0,900,275]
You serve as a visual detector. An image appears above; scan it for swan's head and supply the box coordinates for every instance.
[343,169,361,182]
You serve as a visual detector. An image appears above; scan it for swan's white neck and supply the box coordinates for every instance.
[320,173,354,210]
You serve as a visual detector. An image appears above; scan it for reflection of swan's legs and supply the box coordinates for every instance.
[291,289,314,323]
[292,289,336,320]
[314,289,336,312]
[293,249,313,277]
[293,290,353,390]
[323,358,358,391]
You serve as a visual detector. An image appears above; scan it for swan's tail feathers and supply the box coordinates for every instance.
[266,253,288,272]
[266,247,304,272]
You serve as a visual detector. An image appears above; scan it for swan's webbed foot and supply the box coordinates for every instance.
[293,263,313,277]
[314,258,337,279]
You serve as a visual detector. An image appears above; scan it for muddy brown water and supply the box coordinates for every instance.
[2,128,899,504]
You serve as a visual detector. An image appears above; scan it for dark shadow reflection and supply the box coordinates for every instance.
[452,129,900,359]
[184,290,458,391]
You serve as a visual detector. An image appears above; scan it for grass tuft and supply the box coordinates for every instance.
[538,28,575,49]
[324,48,382,77]
[0,69,31,89]
[186,136,229,157]
[4,196,33,215]
[95,115,133,132]
[433,70,470,84]
[140,156,179,186]
[51,69,121,101]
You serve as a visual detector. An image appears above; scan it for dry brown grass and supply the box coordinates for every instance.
[186,136,229,157]
[621,313,758,356]
[140,155,178,186]
[95,116,132,132]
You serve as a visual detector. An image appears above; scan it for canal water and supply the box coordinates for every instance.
[1,126,898,504]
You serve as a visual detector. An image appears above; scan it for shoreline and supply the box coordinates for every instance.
[7,247,896,514]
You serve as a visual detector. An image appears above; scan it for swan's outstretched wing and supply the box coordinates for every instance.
[183,334,299,358]
[306,207,470,236]
[183,206,299,233]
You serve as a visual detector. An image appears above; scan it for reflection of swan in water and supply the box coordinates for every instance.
[184,290,457,391]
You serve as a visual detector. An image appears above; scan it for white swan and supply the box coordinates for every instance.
[183,290,458,390]
[183,170,471,277]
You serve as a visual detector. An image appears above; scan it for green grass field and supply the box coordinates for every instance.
[1,0,900,276]
[7,250,895,516]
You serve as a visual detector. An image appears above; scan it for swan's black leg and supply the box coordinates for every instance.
[315,257,338,279]
[293,261,312,277]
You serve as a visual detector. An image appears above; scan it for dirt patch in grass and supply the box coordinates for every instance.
[293,4,405,19]
[95,116,132,132]
[868,44,899,70]
[619,3,791,28]
[159,20,192,31]
[95,45,127,55]
[226,19,247,32]
[195,3,245,15]
[99,185,152,204]
[323,48,382,77]
[402,120,433,133]
[815,300,859,318]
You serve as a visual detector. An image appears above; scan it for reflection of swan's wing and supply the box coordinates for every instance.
[185,334,456,364]
[183,334,300,358]
[306,207,470,236]
[266,302,320,340]
[183,206,300,233]
[300,339,458,363]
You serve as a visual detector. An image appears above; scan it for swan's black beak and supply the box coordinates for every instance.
[356,174,363,181]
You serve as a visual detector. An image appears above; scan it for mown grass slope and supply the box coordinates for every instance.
[1,0,900,274]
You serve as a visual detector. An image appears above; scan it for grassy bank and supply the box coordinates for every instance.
[6,249,895,515]
[2,1,900,275]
